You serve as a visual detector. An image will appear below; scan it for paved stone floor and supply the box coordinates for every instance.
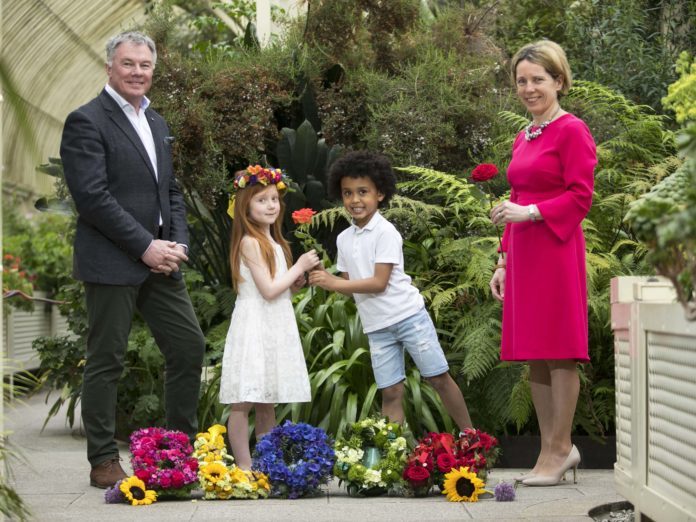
[6,393,625,521]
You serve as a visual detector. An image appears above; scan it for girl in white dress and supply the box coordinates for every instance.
[219,165,320,469]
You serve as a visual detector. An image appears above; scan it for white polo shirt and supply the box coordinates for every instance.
[336,212,424,333]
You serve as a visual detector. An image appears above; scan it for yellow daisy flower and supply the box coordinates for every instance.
[442,466,486,502]
[119,476,157,506]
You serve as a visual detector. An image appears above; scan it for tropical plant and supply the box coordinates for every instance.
[276,119,343,213]
[624,51,696,319]
[1,364,41,522]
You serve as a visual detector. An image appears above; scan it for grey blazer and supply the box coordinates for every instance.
[61,89,188,285]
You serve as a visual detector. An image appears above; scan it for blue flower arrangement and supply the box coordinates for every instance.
[252,421,335,499]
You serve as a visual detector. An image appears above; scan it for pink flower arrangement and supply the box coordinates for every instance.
[129,427,199,498]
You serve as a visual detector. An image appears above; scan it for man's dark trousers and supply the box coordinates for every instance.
[83,273,205,467]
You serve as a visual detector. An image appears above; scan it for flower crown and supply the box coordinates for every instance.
[232,165,288,191]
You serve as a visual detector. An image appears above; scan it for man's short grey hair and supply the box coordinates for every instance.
[106,31,157,67]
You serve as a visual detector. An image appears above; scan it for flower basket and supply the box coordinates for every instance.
[253,421,335,499]
[333,416,408,497]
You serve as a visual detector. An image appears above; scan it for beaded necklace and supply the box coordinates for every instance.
[524,106,562,142]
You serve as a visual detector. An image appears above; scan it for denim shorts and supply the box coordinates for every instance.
[367,307,449,389]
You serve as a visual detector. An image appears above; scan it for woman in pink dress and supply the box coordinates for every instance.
[489,40,597,487]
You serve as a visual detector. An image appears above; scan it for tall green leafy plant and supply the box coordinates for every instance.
[276,119,343,213]
[625,51,696,319]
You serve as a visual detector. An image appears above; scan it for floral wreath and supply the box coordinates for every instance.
[227,164,290,218]
[253,421,335,499]
[333,416,408,496]
[129,427,199,498]
[193,424,270,500]
[233,165,288,191]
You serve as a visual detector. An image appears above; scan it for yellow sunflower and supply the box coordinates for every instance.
[442,466,486,502]
[119,476,157,506]
[229,466,251,484]
[200,462,229,485]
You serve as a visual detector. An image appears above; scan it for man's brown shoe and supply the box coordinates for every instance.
[89,457,127,489]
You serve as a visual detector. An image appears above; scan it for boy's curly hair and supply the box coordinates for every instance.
[327,151,396,207]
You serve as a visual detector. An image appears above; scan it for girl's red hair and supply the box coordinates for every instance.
[229,182,292,290]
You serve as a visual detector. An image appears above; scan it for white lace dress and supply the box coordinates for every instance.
[219,243,311,404]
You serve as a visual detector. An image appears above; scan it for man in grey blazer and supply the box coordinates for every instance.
[60,31,205,488]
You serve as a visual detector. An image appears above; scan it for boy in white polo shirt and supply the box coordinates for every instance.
[309,151,472,431]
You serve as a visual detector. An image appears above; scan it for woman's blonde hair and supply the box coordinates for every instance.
[229,181,292,290]
[510,40,573,96]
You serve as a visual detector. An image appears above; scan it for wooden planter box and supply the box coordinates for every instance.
[611,276,696,522]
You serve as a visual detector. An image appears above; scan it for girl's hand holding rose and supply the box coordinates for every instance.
[298,249,321,272]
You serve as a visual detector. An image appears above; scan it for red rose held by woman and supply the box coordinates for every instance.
[471,163,499,182]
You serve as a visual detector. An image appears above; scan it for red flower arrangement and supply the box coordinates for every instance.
[402,429,499,494]
[130,427,199,498]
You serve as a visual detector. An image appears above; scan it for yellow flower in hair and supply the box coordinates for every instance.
[276,181,286,191]
[442,466,486,502]
[119,476,157,506]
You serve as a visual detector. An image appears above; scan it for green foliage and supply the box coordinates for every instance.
[663,51,696,124]
[33,334,85,429]
[625,163,695,316]
[625,48,696,319]
[2,195,73,314]
[563,0,681,110]
[494,0,695,112]
[0,433,32,522]
[277,119,343,212]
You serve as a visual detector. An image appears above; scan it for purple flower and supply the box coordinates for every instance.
[104,480,125,504]
[494,481,516,501]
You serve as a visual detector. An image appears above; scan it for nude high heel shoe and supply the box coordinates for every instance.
[513,471,536,482]
[521,445,580,486]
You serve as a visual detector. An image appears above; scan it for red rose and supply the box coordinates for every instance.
[134,469,149,481]
[403,464,431,487]
[471,163,499,182]
[292,208,316,225]
[436,453,457,473]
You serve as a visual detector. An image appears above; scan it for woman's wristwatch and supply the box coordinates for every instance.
[528,204,538,222]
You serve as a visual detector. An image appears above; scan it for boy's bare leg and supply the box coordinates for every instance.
[381,381,405,423]
[426,372,473,430]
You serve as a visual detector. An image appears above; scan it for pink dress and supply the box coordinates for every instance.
[500,113,596,361]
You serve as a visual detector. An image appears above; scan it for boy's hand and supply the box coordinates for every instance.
[308,268,338,290]
[291,273,306,293]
